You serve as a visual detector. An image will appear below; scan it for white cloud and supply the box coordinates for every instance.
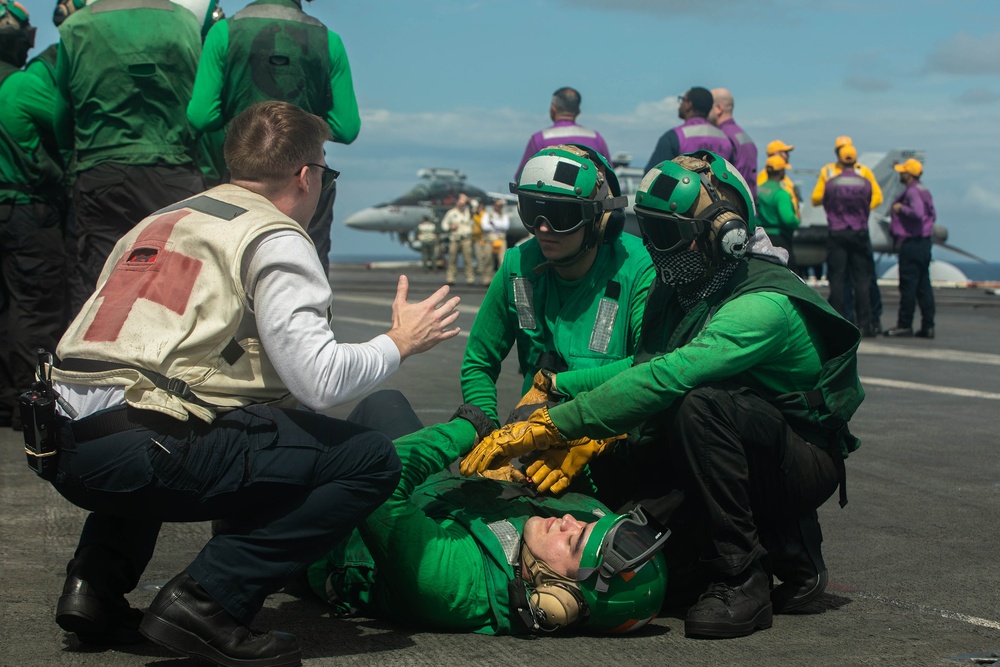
[925,28,1000,75]
[965,183,1000,215]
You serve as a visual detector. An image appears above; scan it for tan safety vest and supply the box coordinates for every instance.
[54,185,312,422]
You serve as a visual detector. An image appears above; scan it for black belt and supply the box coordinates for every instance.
[71,407,165,442]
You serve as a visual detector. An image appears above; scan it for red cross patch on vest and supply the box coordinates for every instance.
[84,210,204,342]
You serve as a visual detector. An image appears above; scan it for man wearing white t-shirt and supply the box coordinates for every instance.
[38,101,461,666]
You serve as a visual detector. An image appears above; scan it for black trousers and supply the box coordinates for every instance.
[0,202,66,422]
[307,180,336,275]
[895,236,934,330]
[52,404,401,625]
[826,229,876,330]
[70,163,204,314]
[666,385,840,577]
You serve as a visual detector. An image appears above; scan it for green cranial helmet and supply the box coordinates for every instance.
[575,507,669,633]
[511,144,627,261]
[635,151,756,263]
[0,1,33,67]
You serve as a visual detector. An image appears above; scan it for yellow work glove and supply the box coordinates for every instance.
[476,464,527,484]
[459,406,566,476]
[504,369,561,425]
[525,436,623,494]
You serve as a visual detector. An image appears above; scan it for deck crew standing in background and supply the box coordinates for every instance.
[188,0,361,275]
[645,86,735,172]
[885,158,936,339]
[416,215,439,271]
[814,144,879,337]
[758,140,801,215]
[710,87,757,194]
[55,0,206,314]
[477,198,509,283]
[756,155,800,266]
[443,193,475,285]
[0,1,66,430]
[514,87,610,180]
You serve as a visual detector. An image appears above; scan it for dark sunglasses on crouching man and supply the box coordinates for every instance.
[304,163,340,192]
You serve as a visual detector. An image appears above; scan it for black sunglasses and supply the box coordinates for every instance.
[304,163,340,192]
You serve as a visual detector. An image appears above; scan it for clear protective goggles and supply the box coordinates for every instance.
[635,206,709,253]
[582,505,670,591]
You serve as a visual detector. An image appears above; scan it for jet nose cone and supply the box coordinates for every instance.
[344,207,387,231]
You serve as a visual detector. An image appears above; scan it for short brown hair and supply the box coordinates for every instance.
[224,101,331,186]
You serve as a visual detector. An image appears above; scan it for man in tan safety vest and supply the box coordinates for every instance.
[37,101,461,666]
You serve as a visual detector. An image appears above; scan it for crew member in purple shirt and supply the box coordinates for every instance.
[710,87,757,195]
[645,86,735,172]
[514,87,610,180]
[885,158,936,338]
[820,144,878,337]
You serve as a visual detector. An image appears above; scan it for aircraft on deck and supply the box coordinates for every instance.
[342,157,644,250]
[344,150,981,273]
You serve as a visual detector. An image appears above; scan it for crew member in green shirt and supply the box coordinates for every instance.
[187,0,361,274]
[462,151,864,640]
[756,154,800,267]
[0,1,66,428]
[309,405,669,636]
[54,0,206,312]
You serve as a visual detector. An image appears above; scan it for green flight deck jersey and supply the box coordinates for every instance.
[0,62,63,205]
[461,233,655,426]
[187,0,360,144]
[54,0,201,174]
[307,419,643,635]
[549,258,864,459]
[756,178,801,237]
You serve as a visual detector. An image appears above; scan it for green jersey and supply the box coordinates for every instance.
[460,234,655,425]
[54,0,201,174]
[757,178,800,234]
[550,259,864,458]
[0,62,64,204]
[187,0,360,144]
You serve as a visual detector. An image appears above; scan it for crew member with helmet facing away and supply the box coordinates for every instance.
[463,151,865,640]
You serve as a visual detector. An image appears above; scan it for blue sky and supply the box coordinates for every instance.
[25,0,1000,260]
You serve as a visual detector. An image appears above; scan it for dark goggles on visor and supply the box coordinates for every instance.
[584,506,670,590]
[510,184,627,236]
[635,207,708,253]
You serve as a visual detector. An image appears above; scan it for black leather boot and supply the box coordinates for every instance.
[768,514,829,614]
[684,562,772,639]
[140,572,301,667]
[55,551,145,645]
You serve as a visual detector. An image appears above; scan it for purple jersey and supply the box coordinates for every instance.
[890,181,935,239]
[717,118,757,195]
[515,119,611,180]
[822,168,873,232]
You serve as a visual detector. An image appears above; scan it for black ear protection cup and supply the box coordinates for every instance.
[710,210,750,262]
[695,177,749,263]
[529,581,588,631]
